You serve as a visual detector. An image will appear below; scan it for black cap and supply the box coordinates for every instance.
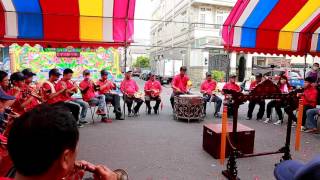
[180,66,187,71]
[149,72,155,76]
[255,73,263,78]
[22,68,36,78]
[101,69,109,76]
[63,68,74,75]
[83,69,90,76]
[10,72,25,82]
[206,72,212,77]
[126,70,132,73]
[0,88,15,100]
[305,77,315,83]
[49,68,61,77]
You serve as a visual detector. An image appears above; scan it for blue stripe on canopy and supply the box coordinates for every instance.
[240,0,279,48]
[12,0,43,39]
[317,35,320,51]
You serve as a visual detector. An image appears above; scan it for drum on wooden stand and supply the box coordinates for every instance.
[173,94,204,123]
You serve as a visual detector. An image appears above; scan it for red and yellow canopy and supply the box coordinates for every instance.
[222,0,320,56]
[0,0,136,48]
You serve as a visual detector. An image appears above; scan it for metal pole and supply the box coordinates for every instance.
[122,0,131,120]
[304,54,307,79]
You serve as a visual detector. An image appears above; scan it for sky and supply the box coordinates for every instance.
[134,0,152,44]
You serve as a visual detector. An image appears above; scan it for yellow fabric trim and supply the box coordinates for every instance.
[80,17,103,41]
[278,0,320,50]
[79,0,103,16]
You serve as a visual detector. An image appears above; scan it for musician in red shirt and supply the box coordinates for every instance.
[79,70,109,122]
[120,71,143,117]
[246,73,265,121]
[200,72,222,117]
[299,77,318,129]
[144,72,162,114]
[96,70,123,120]
[170,66,190,108]
[55,68,89,125]
[7,72,36,116]
[42,68,82,127]
[222,74,241,117]
[21,69,42,111]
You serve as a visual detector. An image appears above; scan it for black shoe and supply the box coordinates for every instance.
[214,113,221,118]
[80,120,89,125]
[116,116,124,120]
[246,117,252,120]
[77,123,84,128]
[128,113,133,117]
[147,109,151,115]
[153,107,158,114]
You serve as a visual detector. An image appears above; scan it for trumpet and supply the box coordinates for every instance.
[74,162,128,180]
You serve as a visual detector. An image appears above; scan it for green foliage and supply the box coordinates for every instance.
[211,70,225,82]
[133,56,150,68]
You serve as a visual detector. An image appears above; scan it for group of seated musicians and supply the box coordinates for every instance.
[0,67,127,131]
[120,70,163,116]
[222,72,319,133]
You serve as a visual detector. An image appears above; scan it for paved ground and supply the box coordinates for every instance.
[78,78,320,180]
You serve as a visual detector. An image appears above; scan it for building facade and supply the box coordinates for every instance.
[150,0,237,84]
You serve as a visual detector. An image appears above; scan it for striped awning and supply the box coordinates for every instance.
[222,0,320,57]
[0,0,136,48]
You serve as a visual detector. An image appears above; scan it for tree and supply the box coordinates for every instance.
[133,56,150,68]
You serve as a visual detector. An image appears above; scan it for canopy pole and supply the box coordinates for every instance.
[122,0,131,120]
[304,53,307,79]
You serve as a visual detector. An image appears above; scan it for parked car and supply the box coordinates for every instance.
[264,69,304,89]
[242,69,304,91]
[132,67,141,77]
[140,70,151,80]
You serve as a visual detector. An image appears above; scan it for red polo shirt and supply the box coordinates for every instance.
[144,80,162,96]
[200,80,217,94]
[96,79,115,95]
[7,87,25,115]
[42,81,60,104]
[302,86,318,107]
[79,79,96,102]
[249,80,259,90]
[172,74,189,93]
[222,82,241,92]
[55,79,76,102]
[120,79,139,96]
[24,84,40,111]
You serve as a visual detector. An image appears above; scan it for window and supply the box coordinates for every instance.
[200,8,206,11]
[200,14,205,28]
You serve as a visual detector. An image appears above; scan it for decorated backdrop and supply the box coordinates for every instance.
[9,44,123,82]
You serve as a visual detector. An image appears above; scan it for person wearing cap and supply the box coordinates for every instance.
[120,70,143,116]
[96,70,123,120]
[144,72,162,114]
[222,74,241,92]
[200,72,222,117]
[298,77,318,131]
[55,68,89,125]
[222,74,241,117]
[0,70,16,133]
[79,70,109,122]
[21,68,43,111]
[246,73,265,121]
[6,72,36,115]
[42,68,82,127]
[170,66,190,109]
